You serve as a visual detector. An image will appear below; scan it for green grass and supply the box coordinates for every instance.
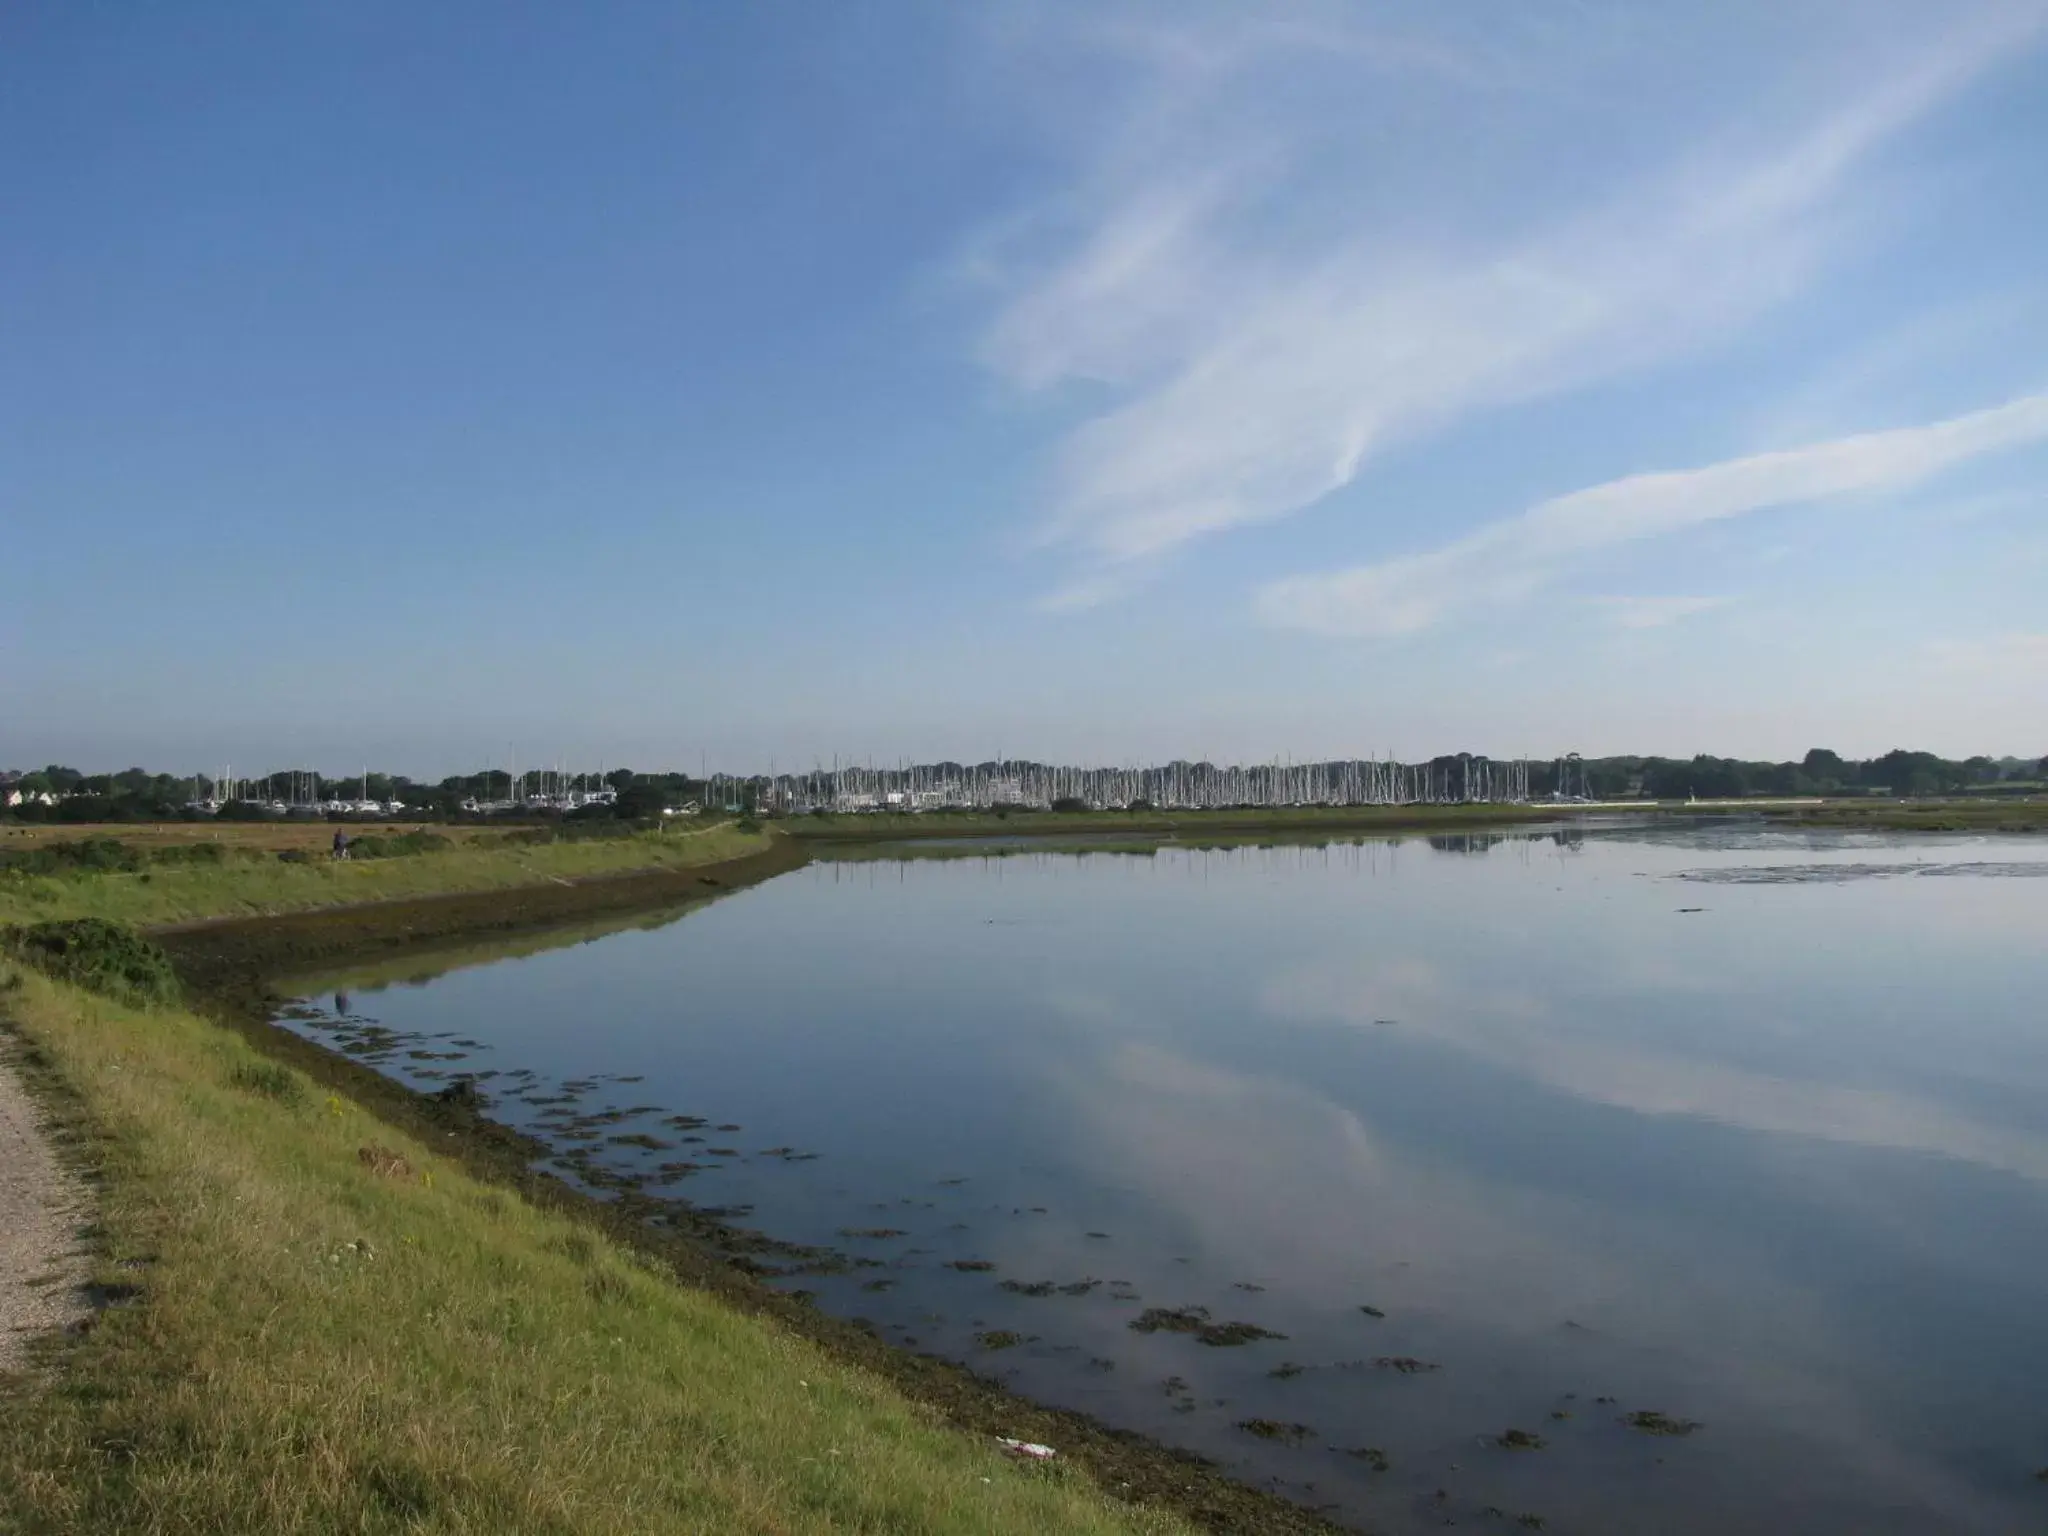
[1765,798,2048,833]
[0,968,1190,1535]
[1,919,183,1008]
[0,824,772,930]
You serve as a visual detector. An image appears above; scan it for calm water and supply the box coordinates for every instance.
[280,821,2048,1534]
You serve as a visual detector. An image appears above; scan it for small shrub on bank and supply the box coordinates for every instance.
[347,830,453,860]
[227,1060,304,1104]
[548,1231,596,1266]
[149,841,230,867]
[0,835,258,877]
[0,918,181,1008]
[357,1143,414,1178]
[501,821,648,847]
[0,838,145,878]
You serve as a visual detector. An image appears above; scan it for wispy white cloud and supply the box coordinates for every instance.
[1589,595,1732,630]
[1256,392,2048,638]
[974,6,2047,603]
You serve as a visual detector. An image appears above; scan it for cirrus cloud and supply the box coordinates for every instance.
[972,5,2048,607]
[1255,392,2048,637]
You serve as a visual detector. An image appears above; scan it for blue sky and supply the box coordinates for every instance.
[4,2,2045,775]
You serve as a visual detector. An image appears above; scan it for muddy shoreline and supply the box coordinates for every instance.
[153,836,1348,1536]
[782,805,1568,845]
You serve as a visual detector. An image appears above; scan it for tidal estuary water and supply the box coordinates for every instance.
[279,820,2048,1534]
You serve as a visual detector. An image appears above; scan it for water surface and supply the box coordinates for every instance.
[281,821,2048,1534]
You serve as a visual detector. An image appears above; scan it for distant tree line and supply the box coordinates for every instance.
[1522,749,2044,801]
[3,751,2043,824]
[0,765,719,824]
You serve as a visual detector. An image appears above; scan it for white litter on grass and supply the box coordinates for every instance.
[997,1437,1056,1460]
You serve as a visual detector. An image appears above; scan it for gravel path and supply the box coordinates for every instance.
[0,1048,87,1373]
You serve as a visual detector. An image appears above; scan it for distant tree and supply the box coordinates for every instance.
[614,783,670,820]
[1802,748,1846,784]
[1643,756,1748,800]
[1756,761,1802,796]
[464,770,511,801]
[54,795,129,822]
[605,768,636,792]
[1050,796,1089,813]
[1585,761,1635,798]
[1868,749,1963,796]
[401,780,461,817]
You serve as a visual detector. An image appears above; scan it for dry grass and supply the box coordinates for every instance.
[0,822,496,854]
[0,968,1189,1535]
[0,825,769,930]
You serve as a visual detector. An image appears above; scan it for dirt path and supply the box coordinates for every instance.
[0,1047,87,1374]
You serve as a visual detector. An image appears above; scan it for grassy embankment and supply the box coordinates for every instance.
[0,822,769,930]
[0,805,1578,934]
[781,801,1565,845]
[0,952,1191,1535]
[1763,798,2048,834]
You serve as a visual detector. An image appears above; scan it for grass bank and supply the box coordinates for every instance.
[1762,798,2048,834]
[0,823,770,930]
[781,803,1564,844]
[0,821,506,854]
[0,963,1196,1535]
[0,808,1573,939]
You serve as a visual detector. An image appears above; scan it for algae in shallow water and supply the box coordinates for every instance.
[1624,1409,1701,1437]
[1128,1306,1286,1347]
[1373,1356,1439,1374]
[1237,1419,1315,1444]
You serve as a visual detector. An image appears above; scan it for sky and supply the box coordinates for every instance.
[4,1,2046,776]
